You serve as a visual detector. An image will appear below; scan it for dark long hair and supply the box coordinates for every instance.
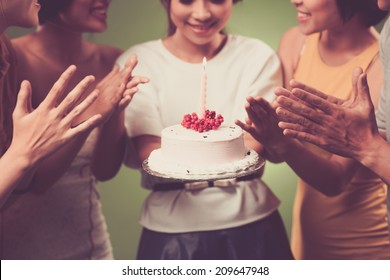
[0,36,17,155]
[160,0,242,36]
[38,0,73,24]
[336,0,388,27]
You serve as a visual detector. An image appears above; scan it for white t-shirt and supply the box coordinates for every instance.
[377,17,390,236]
[377,18,390,140]
[118,35,281,233]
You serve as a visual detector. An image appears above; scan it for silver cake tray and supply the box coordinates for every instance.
[142,156,265,182]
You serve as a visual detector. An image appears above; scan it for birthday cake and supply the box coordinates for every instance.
[146,111,261,179]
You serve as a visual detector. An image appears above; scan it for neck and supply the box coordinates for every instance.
[38,21,84,49]
[33,21,90,65]
[318,16,378,66]
[164,32,227,63]
[320,17,377,53]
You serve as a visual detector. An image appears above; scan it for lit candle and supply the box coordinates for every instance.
[200,57,207,117]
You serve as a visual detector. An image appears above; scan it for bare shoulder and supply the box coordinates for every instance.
[278,26,305,61]
[280,27,302,43]
[11,35,33,57]
[11,35,30,46]
[10,35,36,80]
[277,26,306,88]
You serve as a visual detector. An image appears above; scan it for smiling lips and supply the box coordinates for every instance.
[188,22,215,34]
[296,10,311,22]
[91,6,108,21]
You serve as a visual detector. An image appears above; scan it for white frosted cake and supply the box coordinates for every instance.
[147,124,260,178]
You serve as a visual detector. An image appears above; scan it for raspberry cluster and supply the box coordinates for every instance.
[181,110,224,132]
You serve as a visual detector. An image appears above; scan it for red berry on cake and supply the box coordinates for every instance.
[181,109,224,132]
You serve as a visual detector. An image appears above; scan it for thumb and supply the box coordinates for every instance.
[357,72,372,105]
[351,67,363,103]
[14,81,33,118]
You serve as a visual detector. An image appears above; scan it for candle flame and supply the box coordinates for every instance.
[203,56,207,71]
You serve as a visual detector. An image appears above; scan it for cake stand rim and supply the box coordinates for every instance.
[142,149,265,182]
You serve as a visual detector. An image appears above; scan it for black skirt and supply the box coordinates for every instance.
[137,210,294,260]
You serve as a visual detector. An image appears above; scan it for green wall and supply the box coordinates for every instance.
[7,0,298,259]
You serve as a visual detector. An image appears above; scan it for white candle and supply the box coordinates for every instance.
[200,57,207,117]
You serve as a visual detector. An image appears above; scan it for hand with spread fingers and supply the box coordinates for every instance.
[275,67,380,160]
[12,66,102,164]
[0,65,102,207]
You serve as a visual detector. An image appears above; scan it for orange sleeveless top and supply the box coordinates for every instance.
[292,33,390,259]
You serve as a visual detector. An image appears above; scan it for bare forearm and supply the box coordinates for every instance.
[279,141,357,196]
[92,112,126,181]
[0,148,36,207]
[130,135,161,167]
[123,138,142,169]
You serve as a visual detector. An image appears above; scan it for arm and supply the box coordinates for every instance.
[0,66,101,206]
[358,136,390,185]
[123,137,142,169]
[123,135,160,170]
[92,111,126,181]
[117,49,163,170]
[91,55,149,181]
[0,146,37,207]
[277,27,306,89]
[132,135,161,163]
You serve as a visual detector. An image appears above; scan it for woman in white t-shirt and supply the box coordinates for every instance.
[118,0,293,260]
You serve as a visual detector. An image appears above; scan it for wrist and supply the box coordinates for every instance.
[357,135,387,169]
[272,138,299,160]
[2,144,37,172]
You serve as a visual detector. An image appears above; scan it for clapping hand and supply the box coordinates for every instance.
[235,96,291,161]
[93,54,149,122]
[275,67,380,159]
[10,65,102,165]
